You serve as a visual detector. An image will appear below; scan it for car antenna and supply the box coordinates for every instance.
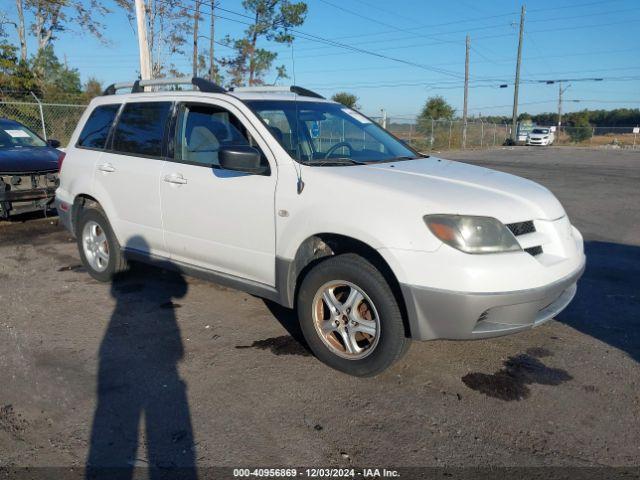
[289,32,305,194]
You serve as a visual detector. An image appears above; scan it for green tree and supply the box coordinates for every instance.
[221,0,307,86]
[518,112,532,122]
[83,77,103,100]
[30,45,81,99]
[115,0,192,78]
[331,92,359,109]
[417,96,455,132]
[22,0,110,54]
[567,112,592,143]
[0,41,38,95]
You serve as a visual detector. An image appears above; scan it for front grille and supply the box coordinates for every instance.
[525,246,543,256]
[507,221,543,256]
[506,220,536,236]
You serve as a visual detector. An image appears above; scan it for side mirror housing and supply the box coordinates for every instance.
[47,139,61,148]
[218,146,268,175]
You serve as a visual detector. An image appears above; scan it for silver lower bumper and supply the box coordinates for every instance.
[54,196,74,236]
[401,261,585,340]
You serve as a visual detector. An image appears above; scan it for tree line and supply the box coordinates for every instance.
[0,0,308,101]
[481,109,640,128]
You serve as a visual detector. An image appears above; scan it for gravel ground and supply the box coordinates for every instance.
[0,146,638,471]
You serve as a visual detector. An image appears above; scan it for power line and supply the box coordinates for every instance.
[154,0,639,73]
[526,0,626,13]
[157,0,466,79]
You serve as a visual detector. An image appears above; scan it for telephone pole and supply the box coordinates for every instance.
[192,0,201,78]
[557,81,571,129]
[511,5,525,142]
[209,1,216,81]
[462,34,470,149]
[134,0,152,80]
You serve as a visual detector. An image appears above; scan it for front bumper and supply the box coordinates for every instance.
[0,172,58,217]
[401,259,585,340]
[527,138,550,145]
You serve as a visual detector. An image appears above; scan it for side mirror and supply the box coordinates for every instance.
[218,145,268,175]
[47,139,61,148]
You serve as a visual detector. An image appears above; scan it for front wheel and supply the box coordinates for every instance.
[297,254,410,376]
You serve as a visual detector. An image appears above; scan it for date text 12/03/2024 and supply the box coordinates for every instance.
[232,468,400,478]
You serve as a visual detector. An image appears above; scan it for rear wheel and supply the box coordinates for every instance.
[76,207,127,282]
[297,254,410,376]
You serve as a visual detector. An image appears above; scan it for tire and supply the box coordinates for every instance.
[76,206,128,282]
[297,253,410,377]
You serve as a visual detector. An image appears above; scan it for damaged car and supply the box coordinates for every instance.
[0,118,64,219]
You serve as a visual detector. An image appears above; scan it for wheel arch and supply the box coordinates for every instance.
[278,233,410,337]
[71,194,102,236]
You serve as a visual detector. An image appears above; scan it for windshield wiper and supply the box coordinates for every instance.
[309,157,366,166]
[374,155,427,164]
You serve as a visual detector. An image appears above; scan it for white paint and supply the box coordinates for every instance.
[58,90,585,301]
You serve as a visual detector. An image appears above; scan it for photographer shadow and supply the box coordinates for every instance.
[86,237,197,479]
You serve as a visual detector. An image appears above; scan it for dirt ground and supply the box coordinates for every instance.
[0,146,639,472]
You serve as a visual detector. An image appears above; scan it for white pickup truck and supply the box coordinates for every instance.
[55,78,585,376]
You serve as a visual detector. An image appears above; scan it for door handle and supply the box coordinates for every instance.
[97,163,116,173]
[163,173,188,185]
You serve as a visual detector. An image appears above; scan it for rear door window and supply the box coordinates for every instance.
[77,104,120,149]
[111,102,172,157]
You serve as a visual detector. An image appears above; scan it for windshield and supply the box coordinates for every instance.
[0,124,47,149]
[531,128,549,134]
[245,100,420,165]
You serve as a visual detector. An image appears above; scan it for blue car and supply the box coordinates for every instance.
[0,118,64,219]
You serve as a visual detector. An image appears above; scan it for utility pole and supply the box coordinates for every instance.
[192,0,201,78]
[462,34,470,149]
[557,81,571,129]
[380,109,387,129]
[209,1,216,81]
[511,5,525,143]
[134,0,152,80]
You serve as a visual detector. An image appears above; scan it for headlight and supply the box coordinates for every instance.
[424,215,521,254]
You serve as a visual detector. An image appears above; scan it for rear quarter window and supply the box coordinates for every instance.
[111,102,172,157]
[77,104,121,149]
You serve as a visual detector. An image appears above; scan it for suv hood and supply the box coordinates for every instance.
[316,157,566,223]
[0,146,59,173]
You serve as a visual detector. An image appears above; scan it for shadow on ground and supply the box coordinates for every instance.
[558,241,640,362]
[86,237,197,480]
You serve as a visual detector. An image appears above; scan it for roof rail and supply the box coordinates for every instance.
[229,85,325,99]
[290,86,324,99]
[102,77,226,96]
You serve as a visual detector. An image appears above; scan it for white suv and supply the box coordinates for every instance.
[55,77,585,376]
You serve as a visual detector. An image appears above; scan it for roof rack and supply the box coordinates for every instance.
[230,85,325,99]
[102,77,226,96]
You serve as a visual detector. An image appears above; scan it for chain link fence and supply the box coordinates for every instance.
[554,126,639,148]
[377,117,639,151]
[0,96,87,145]
[1,98,637,151]
[377,118,510,151]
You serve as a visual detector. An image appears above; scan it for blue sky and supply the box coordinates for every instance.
[6,0,640,119]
